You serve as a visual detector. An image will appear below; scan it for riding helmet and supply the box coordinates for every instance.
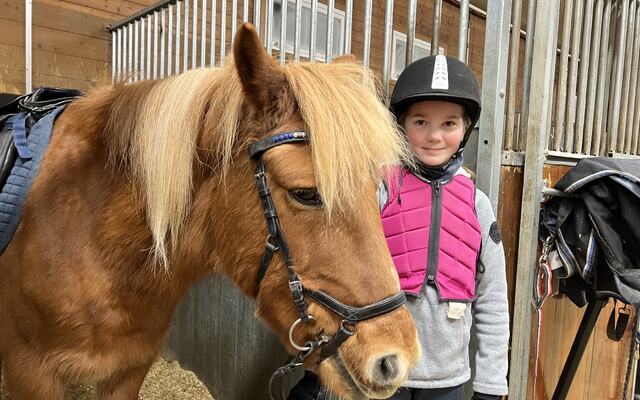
[390,54,481,152]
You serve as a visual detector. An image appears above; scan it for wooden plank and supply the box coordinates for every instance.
[1,44,110,87]
[497,166,524,316]
[0,18,110,62]
[59,0,155,19]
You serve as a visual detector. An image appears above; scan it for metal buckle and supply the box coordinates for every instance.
[265,235,279,252]
[288,315,315,351]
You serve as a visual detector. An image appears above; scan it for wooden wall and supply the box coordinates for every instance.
[1,0,490,95]
[0,0,155,94]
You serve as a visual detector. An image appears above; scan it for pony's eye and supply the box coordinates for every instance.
[289,188,323,207]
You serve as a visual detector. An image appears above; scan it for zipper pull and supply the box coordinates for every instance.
[433,182,441,198]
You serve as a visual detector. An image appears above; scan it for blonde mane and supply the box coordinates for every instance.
[128,58,410,266]
[282,62,411,214]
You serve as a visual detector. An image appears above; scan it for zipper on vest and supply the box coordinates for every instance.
[426,182,442,284]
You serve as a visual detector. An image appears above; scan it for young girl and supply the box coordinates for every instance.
[288,55,509,400]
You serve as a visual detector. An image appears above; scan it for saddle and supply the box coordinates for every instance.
[0,87,84,254]
[540,157,640,306]
[0,87,84,188]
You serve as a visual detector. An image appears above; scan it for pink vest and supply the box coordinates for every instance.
[381,170,482,301]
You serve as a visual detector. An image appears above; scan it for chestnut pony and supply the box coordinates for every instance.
[0,24,419,400]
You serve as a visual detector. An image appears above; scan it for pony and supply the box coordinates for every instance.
[0,24,419,400]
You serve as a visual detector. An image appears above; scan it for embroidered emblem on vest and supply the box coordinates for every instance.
[490,221,502,244]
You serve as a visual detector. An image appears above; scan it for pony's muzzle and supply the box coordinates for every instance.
[361,351,412,397]
[372,354,400,383]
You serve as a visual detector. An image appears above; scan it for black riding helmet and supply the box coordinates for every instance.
[390,55,481,154]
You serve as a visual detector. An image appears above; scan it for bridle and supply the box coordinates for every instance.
[248,130,407,398]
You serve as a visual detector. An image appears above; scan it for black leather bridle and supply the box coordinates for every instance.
[248,130,407,398]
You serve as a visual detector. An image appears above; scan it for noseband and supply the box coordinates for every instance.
[249,131,407,397]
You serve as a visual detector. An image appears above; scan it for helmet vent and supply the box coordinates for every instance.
[431,55,449,90]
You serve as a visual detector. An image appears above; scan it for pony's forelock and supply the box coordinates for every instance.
[127,58,410,267]
[282,62,412,215]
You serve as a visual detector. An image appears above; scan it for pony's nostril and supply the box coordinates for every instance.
[373,354,399,383]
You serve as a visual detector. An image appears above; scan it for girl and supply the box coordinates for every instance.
[288,55,509,400]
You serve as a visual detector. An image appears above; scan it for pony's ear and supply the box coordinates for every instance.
[332,54,357,64]
[233,23,284,111]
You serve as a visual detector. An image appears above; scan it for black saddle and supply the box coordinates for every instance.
[0,87,84,188]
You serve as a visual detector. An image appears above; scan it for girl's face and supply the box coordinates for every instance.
[403,100,465,166]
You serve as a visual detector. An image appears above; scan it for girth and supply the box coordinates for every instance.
[247,131,407,399]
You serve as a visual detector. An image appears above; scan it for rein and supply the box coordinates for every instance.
[248,131,407,399]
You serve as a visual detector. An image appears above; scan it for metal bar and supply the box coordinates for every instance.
[141,17,146,79]
[406,0,418,67]
[148,16,153,79]
[201,0,207,67]
[161,9,166,78]
[509,2,560,398]
[574,0,595,153]
[192,0,198,68]
[551,300,606,399]
[232,0,238,46]
[310,0,318,61]
[458,0,470,62]
[254,0,261,34]
[116,28,124,81]
[621,0,637,153]
[517,0,537,151]
[221,0,227,60]
[184,0,189,71]
[363,0,373,68]
[553,0,574,151]
[280,0,288,64]
[168,4,173,75]
[244,0,249,22]
[265,0,273,54]
[583,0,604,154]
[154,12,159,79]
[432,0,442,55]
[609,0,630,152]
[505,0,524,150]
[294,0,302,60]
[122,26,127,81]
[602,1,619,155]
[326,0,335,62]
[129,24,134,80]
[175,2,180,74]
[632,2,640,154]
[381,0,394,96]
[592,0,612,155]
[563,0,584,152]
[476,0,512,213]
[135,20,140,80]
[116,28,122,82]
[345,0,353,54]
[210,0,217,66]
[108,0,179,32]
[112,30,117,82]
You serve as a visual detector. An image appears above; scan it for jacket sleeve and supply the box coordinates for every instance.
[472,189,510,396]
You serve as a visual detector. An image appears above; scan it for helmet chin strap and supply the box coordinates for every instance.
[407,149,464,183]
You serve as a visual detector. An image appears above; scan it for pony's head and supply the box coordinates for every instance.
[126,23,420,399]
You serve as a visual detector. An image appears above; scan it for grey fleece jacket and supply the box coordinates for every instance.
[378,172,510,396]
